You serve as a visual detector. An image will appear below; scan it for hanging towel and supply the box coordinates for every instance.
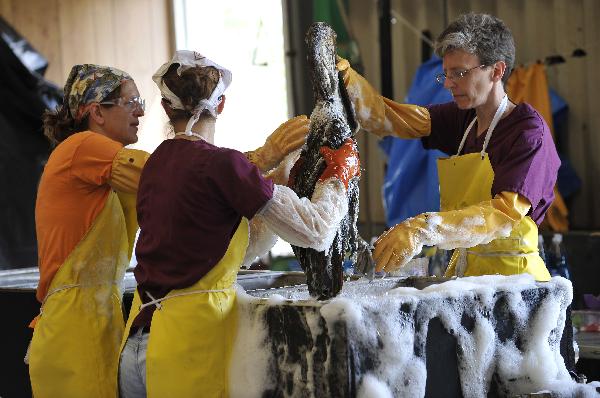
[506,64,569,232]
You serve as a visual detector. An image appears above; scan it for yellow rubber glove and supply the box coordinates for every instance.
[373,192,531,272]
[336,57,431,138]
[264,149,301,186]
[246,115,310,172]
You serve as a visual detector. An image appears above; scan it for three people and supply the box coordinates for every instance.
[117,50,359,397]
[29,64,149,397]
[339,12,558,280]
[31,10,560,396]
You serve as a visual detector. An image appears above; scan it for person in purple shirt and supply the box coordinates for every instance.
[118,50,360,398]
[337,13,559,280]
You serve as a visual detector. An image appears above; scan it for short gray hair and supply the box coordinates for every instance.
[435,13,515,83]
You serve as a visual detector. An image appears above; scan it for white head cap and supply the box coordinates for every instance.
[152,50,232,136]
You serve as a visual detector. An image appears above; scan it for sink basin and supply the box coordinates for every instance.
[0,267,39,289]
[0,268,311,293]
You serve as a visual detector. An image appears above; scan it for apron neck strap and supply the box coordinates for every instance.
[174,132,205,141]
[455,94,509,157]
[456,118,477,157]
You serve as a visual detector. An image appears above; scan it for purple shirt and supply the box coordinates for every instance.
[422,102,560,225]
[133,139,273,326]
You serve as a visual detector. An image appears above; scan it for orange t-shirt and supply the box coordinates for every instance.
[35,132,123,303]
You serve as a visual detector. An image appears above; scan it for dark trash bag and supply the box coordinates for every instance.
[0,16,62,269]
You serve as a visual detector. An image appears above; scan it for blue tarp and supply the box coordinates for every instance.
[379,56,449,227]
[379,56,578,227]
[550,89,581,198]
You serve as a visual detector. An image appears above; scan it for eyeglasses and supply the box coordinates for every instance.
[435,65,487,84]
[100,96,146,112]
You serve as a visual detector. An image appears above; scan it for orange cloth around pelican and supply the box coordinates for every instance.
[35,131,147,306]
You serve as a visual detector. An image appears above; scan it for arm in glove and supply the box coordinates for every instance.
[337,57,431,139]
[256,179,348,252]
[373,191,531,272]
[246,115,309,172]
[241,150,302,267]
[254,138,360,251]
[264,149,301,185]
[241,215,279,269]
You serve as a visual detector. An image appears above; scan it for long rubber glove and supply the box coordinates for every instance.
[258,179,348,253]
[373,192,531,272]
[264,149,301,185]
[337,57,431,138]
[246,115,310,172]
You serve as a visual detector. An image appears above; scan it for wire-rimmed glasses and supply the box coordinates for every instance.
[435,65,487,84]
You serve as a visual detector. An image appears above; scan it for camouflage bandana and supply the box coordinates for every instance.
[63,64,132,122]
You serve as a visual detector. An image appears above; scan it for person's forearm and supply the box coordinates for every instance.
[341,65,431,138]
[257,180,348,252]
[242,216,279,268]
[245,116,309,172]
[373,192,530,271]
[419,191,531,250]
[263,149,300,184]
[381,98,431,139]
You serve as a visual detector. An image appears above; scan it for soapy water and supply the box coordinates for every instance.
[230,275,600,397]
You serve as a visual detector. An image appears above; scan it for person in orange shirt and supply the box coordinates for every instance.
[28,64,149,398]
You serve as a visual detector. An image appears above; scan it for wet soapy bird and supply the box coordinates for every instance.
[289,22,374,300]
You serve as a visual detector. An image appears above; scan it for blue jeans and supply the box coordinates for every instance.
[119,328,149,398]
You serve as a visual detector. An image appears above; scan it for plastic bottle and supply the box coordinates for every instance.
[428,247,448,277]
[547,233,571,280]
[538,234,547,265]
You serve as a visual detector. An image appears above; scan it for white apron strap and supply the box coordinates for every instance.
[174,132,205,141]
[139,286,235,311]
[454,95,509,158]
[455,248,468,277]
[455,119,477,157]
[39,281,119,315]
[480,95,508,157]
[28,281,118,364]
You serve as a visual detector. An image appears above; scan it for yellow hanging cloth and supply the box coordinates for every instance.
[506,64,569,232]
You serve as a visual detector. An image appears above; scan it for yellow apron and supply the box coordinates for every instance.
[440,95,550,281]
[121,218,249,398]
[29,191,134,397]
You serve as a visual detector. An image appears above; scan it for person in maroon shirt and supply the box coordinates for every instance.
[118,50,360,398]
[336,13,558,280]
